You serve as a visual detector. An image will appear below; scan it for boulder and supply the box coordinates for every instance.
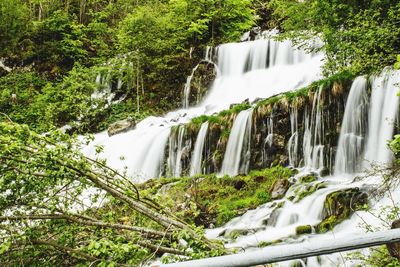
[107,118,136,136]
[321,188,368,220]
[316,188,368,233]
[269,179,290,199]
[387,219,400,260]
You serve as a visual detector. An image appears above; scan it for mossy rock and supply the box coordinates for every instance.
[315,215,338,233]
[290,260,305,267]
[292,182,327,203]
[224,229,249,239]
[298,174,318,183]
[316,188,368,233]
[295,225,313,235]
[257,239,283,248]
[321,188,368,220]
[269,178,291,199]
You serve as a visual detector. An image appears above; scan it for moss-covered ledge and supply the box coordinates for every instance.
[140,166,294,227]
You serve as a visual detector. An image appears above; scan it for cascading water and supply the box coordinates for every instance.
[207,69,400,267]
[189,122,209,176]
[183,46,216,109]
[288,106,299,167]
[220,109,253,176]
[83,29,400,266]
[84,34,323,180]
[364,69,400,165]
[302,87,325,173]
[167,125,189,177]
[262,114,274,165]
[334,76,368,175]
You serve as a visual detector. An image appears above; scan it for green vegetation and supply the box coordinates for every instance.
[269,0,400,75]
[0,0,255,133]
[141,166,294,226]
[0,121,224,265]
[295,225,312,235]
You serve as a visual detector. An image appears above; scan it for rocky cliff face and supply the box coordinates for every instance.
[164,76,353,178]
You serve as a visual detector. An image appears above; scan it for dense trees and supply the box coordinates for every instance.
[269,0,400,75]
[0,121,222,265]
[0,0,255,132]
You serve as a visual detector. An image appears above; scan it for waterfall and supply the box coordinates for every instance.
[262,114,274,165]
[183,46,216,109]
[288,106,299,167]
[189,122,209,176]
[182,64,200,109]
[334,76,368,175]
[302,87,325,173]
[167,125,188,177]
[220,109,254,176]
[206,69,400,267]
[364,69,400,165]
[84,32,323,181]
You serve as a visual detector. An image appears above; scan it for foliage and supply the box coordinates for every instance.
[0,0,256,132]
[0,121,221,265]
[269,0,400,75]
[142,166,293,227]
[117,0,255,105]
[390,134,400,159]
[347,204,400,266]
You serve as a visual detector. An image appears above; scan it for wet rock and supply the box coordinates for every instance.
[387,219,400,260]
[107,118,136,136]
[292,182,327,203]
[321,188,368,220]
[295,225,312,235]
[223,229,249,239]
[187,62,217,106]
[298,174,318,183]
[316,188,368,233]
[233,179,247,190]
[274,134,286,149]
[269,179,290,199]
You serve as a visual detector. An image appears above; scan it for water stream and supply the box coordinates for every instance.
[84,33,400,266]
[84,34,323,180]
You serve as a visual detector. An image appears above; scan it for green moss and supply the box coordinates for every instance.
[298,175,318,183]
[293,182,327,202]
[316,215,339,233]
[290,261,305,267]
[257,239,283,248]
[295,225,313,235]
[315,188,368,233]
[218,102,251,116]
[147,166,294,227]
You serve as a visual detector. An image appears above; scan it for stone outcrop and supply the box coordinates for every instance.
[269,179,290,199]
[163,78,352,177]
[185,61,217,107]
[107,118,136,136]
[316,188,368,233]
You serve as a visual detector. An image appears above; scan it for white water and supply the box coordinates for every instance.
[364,69,400,166]
[189,122,209,176]
[302,87,325,173]
[82,32,400,266]
[167,125,188,177]
[262,114,275,165]
[84,35,323,180]
[220,109,253,176]
[334,76,368,175]
[206,69,400,267]
[288,107,299,167]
